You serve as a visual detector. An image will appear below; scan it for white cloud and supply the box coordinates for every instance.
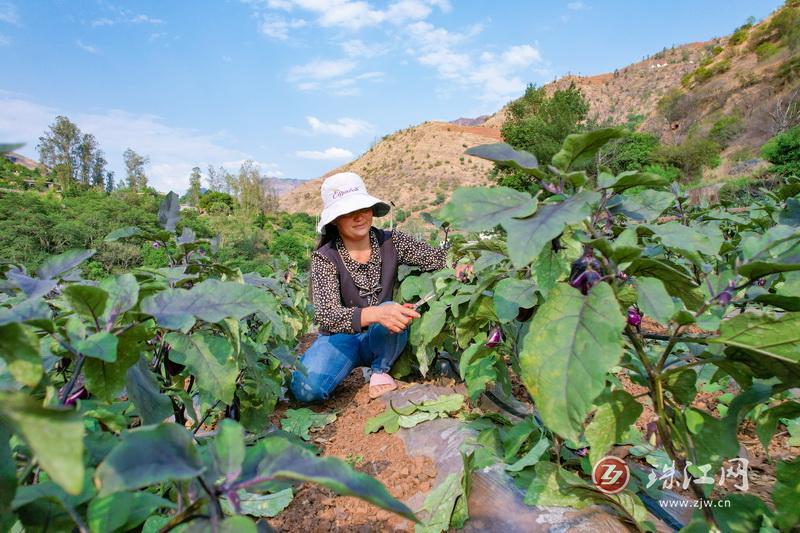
[0,91,270,193]
[304,116,373,137]
[131,14,165,24]
[288,59,355,82]
[76,40,100,54]
[295,147,353,160]
[341,39,388,58]
[91,18,115,27]
[0,2,19,26]
[260,16,307,39]
[0,33,8,46]
[567,1,586,10]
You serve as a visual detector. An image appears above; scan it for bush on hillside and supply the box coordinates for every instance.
[657,88,690,122]
[755,41,782,60]
[761,125,800,176]
[778,56,800,84]
[600,132,660,174]
[709,115,745,147]
[643,164,682,182]
[652,137,722,181]
[200,190,236,212]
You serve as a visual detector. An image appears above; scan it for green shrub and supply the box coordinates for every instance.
[729,26,750,46]
[710,45,724,56]
[761,125,800,176]
[601,132,659,174]
[777,56,800,83]
[643,164,681,182]
[657,88,688,122]
[692,67,713,83]
[709,115,745,147]
[653,137,722,181]
[755,41,781,60]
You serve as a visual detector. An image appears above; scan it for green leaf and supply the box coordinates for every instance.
[464,142,539,171]
[709,312,800,364]
[88,492,174,533]
[221,488,294,518]
[398,411,439,428]
[6,270,57,299]
[95,423,203,496]
[75,332,118,362]
[242,436,416,521]
[0,323,42,386]
[584,390,643,467]
[608,189,674,221]
[523,461,591,507]
[125,357,173,425]
[141,279,272,332]
[709,494,775,533]
[505,437,550,472]
[103,226,143,242]
[0,426,16,515]
[502,191,600,268]
[158,191,180,232]
[419,301,447,344]
[364,408,403,434]
[626,258,703,310]
[281,408,337,440]
[212,419,246,484]
[415,472,462,533]
[664,368,697,404]
[37,249,96,279]
[439,186,536,232]
[493,278,537,323]
[520,282,625,440]
[464,356,496,400]
[646,221,723,261]
[0,297,51,326]
[552,128,626,171]
[0,391,84,495]
[773,458,800,531]
[601,170,669,192]
[63,285,108,323]
[185,516,257,533]
[415,393,464,414]
[99,274,139,326]
[165,332,239,404]
[535,245,567,299]
[84,323,150,403]
[683,408,739,469]
[635,277,677,325]
[755,402,800,451]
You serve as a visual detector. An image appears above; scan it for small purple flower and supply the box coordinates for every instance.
[617,272,629,282]
[756,278,766,287]
[627,306,642,328]
[152,241,162,249]
[575,447,589,457]
[485,326,503,348]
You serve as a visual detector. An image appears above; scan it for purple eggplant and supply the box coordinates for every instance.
[485,326,503,348]
[716,281,736,306]
[569,249,604,295]
[63,386,88,407]
[617,272,629,282]
[627,306,642,328]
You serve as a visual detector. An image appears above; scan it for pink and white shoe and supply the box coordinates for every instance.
[368,372,397,399]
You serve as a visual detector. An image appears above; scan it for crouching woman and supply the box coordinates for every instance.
[290,172,447,401]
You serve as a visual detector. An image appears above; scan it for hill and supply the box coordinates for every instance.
[283,3,800,215]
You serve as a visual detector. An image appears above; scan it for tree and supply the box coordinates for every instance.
[187,166,202,206]
[37,116,81,190]
[236,160,278,216]
[761,124,800,176]
[501,83,589,165]
[123,148,149,190]
[91,150,107,189]
[206,165,228,192]
[105,171,115,194]
[77,133,98,185]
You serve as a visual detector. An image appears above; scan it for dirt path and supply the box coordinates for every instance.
[270,370,436,531]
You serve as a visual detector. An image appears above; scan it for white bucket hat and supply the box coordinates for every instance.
[316,172,390,233]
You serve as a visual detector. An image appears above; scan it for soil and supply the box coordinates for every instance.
[269,367,437,532]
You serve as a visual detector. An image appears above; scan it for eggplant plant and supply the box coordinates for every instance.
[0,193,414,531]
[401,130,800,530]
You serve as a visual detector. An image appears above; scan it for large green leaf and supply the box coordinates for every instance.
[646,221,723,260]
[523,461,591,508]
[683,408,740,469]
[635,277,677,326]
[84,323,151,403]
[0,392,84,495]
[99,274,139,325]
[493,277,537,323]
[95,423,203,496]
[125,357,173,425]
[141,279,272,332]
[63,285,108,324]
[625,258,704,310]
[601,170,669,193]
[773,458,800,531]
[520,283,625,440]
[103,226,143,242]
[534,245,568,298]
[240,436,416,521]
[0,297,51,326]
[608,190,674,221]
[0,323,42,386]
[552,128,626,171]
[75,332,118,362]
[158,191,180,232]
[221,488,294,518]
[464,143,539,171]
[37,249,96,279]
[755,401,800,450]
[88,492,174,533]
[419,301,447,345]
[584,390,642,466]
[438,187,536,232]
[281,408,337,441]
[415,472,462,533]
[0,426,15,517]
[211,419,246,484]
[709,312,800,364]
[165,332,239,404]
[6,270,58,299]
[502,191,600,268]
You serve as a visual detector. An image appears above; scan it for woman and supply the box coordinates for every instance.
[290,171,449,402]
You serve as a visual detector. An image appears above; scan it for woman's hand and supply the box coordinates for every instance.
[371,303,421,333]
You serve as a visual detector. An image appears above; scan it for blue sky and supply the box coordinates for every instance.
[0,0,784,193]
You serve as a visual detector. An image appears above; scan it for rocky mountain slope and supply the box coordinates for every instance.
[283,4,799,216]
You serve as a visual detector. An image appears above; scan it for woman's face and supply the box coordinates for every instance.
[333,206,373,240]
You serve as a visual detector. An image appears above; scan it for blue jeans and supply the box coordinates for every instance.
[290,303,408,403]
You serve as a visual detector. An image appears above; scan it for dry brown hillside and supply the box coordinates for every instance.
[280,121,502,217]
[284,4,800,215]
